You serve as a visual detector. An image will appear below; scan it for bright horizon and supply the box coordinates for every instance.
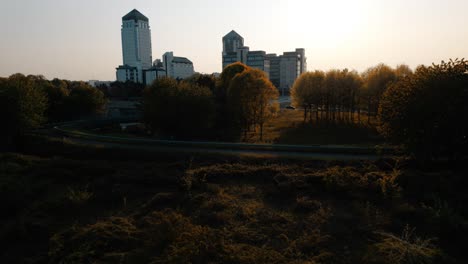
[0,0,467,81]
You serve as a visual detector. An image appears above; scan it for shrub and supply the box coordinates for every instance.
[66,185,93,205]
[367,225,440,264]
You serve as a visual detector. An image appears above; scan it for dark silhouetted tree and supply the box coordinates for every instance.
[64,82,107,120]
[0,74,47,147]
[143,77,216,139]
[379,59,468,160]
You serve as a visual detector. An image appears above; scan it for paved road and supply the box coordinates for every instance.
[59,136,385,160]
[51,133,393,161]
[32,118,397,161]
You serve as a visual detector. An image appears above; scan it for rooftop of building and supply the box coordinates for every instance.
[122,9,149,22]
[116,65,137,70]
[248,50,267,55]
[173,57,193,64]
[223,30,244,40]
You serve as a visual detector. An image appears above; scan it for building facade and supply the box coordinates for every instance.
[144,59,166,86]
[278,49,307,94]
[162,52,195,79]
[221,30,307,94]
[116,9,153,83]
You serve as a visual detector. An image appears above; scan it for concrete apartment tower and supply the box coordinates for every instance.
[222,30,245,69]
[116,9,152,83]
[221,30,306,94]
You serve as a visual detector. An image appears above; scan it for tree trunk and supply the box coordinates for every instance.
[367,97,371,124]
[260,123,264,141]
[303,106,307,123]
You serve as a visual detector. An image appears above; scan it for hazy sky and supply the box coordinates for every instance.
[0,0,467,81]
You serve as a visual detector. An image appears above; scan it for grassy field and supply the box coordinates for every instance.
[246,109,383,146]
[1,146,467,263]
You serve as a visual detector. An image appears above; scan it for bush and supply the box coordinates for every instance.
[367,226,441,264]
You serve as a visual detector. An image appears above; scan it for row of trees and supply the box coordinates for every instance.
[291,64,412,124]
[379,59,468,160]
[290,58,467,160]
[1,74,107,147]
[143,63,279,141]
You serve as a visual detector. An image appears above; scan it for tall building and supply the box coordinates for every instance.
[278,49,307,94]
[222,30,245,69]
[116,9,152,83]
[221,30,307,94]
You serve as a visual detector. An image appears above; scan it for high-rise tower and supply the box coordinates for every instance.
[116,9,152,83]
[222,30,244,55]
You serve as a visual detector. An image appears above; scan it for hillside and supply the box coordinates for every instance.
[1,149,467,263]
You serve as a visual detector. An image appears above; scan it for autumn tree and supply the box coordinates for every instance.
[215,62,249,139]
[361,64,397,123]
[0,74,47,147]
[291,71,325,122]
[216,62,248,102]
[379,59,468,160]
[227,68,279,140]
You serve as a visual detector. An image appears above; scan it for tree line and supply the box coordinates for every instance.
[291,59,468,160]
[379,59,468,160]
[291,64,413,124]
[143,63,279,141]
[0,74,106,148]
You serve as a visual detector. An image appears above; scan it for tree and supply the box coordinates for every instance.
[378,59,468,160]
[216,62,249,101]
[109,81,145,99]
[214,63,249,139]
[64,82,107,120]
[185,73,217,92]
[42,78,69,122]
[362,64,397,123]
[291,71,325,122]
[341,70,363,122]
[143,78,216,139]
[0,74,47,147]
[395,64,413,79]
[227,68,279,140]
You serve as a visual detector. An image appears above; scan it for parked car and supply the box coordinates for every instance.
[286,105,296,110]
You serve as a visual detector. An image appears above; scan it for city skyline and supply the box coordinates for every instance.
[0,0,467,81]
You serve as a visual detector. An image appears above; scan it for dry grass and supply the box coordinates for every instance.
[1,153,465,263]
[245,109,383,145]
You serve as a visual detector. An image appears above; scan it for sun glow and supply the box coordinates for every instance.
[281,0,371,42]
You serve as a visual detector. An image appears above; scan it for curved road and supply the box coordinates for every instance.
[37,119,398,161]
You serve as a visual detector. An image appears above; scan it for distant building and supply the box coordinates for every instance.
[222,30,245,69]
[144,61,166,86]
[247,50,270,78]
[162,52,195,79]
[278,49,307,94]
[88,80,112,87]
[266,54,281,88]
[116,9,153,83]
[221,30,307,94]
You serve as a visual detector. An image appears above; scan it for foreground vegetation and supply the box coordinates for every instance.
[0,74,106,148]
[1,146,467,263]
